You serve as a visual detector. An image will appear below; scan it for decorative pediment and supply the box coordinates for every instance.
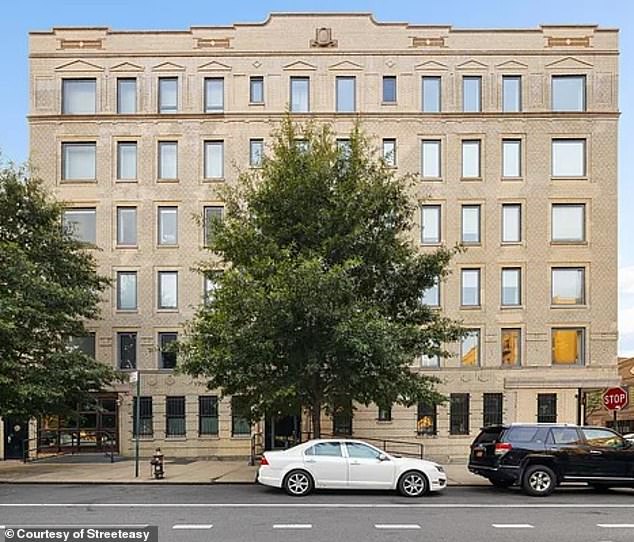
[414,60,449,71]
[496,59,528,70]
[545,56,593,69]
[55,59,104,72]
[282,60,317,71]
[328,60,364,71]
[151,61,185,72]
[197,60,232,72]
[456,59,488,70]
[110,62,144,72]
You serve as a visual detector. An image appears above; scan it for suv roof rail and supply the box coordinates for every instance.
[509,422,579,427]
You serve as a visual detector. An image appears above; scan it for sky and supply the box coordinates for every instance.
[1,0,633,354]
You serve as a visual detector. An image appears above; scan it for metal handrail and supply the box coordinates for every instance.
[23,429,117,463]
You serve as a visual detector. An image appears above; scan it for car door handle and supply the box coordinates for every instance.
[590,450,603,455]
[350,461,361,465]
[305,458,316,463]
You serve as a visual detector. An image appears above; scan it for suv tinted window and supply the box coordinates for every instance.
[505,426,548,444]
[582,428,625,449]
[305,442,342,457]
[474,428,504,445]
[549,427,581,445]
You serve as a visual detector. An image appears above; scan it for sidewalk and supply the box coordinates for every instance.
[0,456,485,485]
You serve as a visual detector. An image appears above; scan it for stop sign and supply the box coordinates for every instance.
[602,387,629,411]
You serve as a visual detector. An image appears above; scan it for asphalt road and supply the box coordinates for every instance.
[1,484,633,541]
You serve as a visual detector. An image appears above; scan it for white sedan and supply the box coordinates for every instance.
[257,438,447,497]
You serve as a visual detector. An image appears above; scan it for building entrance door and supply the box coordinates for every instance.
[3,418,29,459]
[265,414,300,451]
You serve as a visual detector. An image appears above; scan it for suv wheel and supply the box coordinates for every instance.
[489,478,513,489]
[522,465,556,497]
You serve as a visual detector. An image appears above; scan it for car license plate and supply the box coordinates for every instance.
[475,450,484,458]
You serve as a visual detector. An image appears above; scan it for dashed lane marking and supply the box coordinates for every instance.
[375,524,421,530]
[172,525,213,530]
[492,524,534,529]
[273,524,312,529]
[597,524,634,529]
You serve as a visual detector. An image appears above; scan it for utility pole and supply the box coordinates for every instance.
[131,370,140,478]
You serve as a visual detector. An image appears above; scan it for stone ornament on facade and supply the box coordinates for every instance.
[310,27,337,48]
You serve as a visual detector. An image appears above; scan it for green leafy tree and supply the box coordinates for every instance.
[0,162,117,418]
[179,119,463,437]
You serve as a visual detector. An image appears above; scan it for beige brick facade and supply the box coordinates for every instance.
[23,14,619,462]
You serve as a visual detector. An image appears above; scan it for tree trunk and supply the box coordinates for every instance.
[311,400,321,439]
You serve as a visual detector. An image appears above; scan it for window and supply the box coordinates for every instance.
[421,354,440,368]
[552,328,584,365]
[461,269,480,307]
[501,268,521,306]
[377,406,392,422]
[204,272,221,304]
[62,143,96,180]
[204,206,224,246]
[117,78,136,114]
[421,140,441,178]
[336,76,356,112]
[502,139,521,178]
[158,271,178,309]
[501,329,521,367]
[421,205,441,244]
[250,139,264,167]
[502,76,521,112]
[158,77,178,113]
[551,428,582,446]
[231,396,250,436]
[116,207,137,246]
[199,396,219,436]
[62,208,96,244]
[552,204,585,242]
[165,396,186,437]
[70,333,96,359]
[552,75,586,112]
[290,77,309,112]
[117,142,137,181]
[204,77,224,112]
[132,397,153,437]
[552,139,586,177]
[462,140,481,178]
[336,139,351,157]
[158,332,178,369]
[483,393,503,426]
[116,271,137,310]
[417,402,437,435]
[552,268,585,305]
[502,204,521,243]
[463,76,481,112]
[461,330,480,366]
[422,278,440,307]
[346,442,382,459]
[158,206,178,245]
[250,76,264,104]
[204,141,224,179]
[158,141,178,180]
[306,442,342,457]
[62,79,96,114]
[538,394,557,423]
[333,406,353,436]
[382,139,396,167]
[422,76,441,112]
[461,205,481,244]
[450,393,470,435]
[582,428,624,449]
[117,332,137,370]
[382,76,397,103]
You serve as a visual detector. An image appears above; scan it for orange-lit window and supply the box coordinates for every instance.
[552,328,584,365]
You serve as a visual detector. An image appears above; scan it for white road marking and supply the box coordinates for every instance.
[172,524,213,530]
[598,524,634,529]
[1,503,634,509]
[492,524,534,529]
[375,524,421,530]
[273,524,312,529]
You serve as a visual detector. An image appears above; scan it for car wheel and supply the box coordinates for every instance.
[522,465,556,497]
[489,478,513,488]
[283,470,314,497]
[398,470,429,497]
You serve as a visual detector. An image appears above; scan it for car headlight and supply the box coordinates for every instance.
[435,465,445,473]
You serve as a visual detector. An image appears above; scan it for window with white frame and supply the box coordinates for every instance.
[461,205,481,244]
[461,269,480,307]
[501,267,521,306]
[502,204,521,243]
[62,143,96,181]
[117,142,137,181]
[204,77,224,112]
[204,141,224,179]
[462,140,481,178]
[158,271,178,309]
[552,267,585,305]
[420,205,441,244]
[552,204,585,242]
[158,206,178,245]
[552,139,586,177]
[421,140,441,179]
[158,141,178,180]
[62,79,96,114]
[502,139,521,178]
[552,75,586,112]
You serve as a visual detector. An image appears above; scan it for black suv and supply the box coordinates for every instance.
[469,424,634,496]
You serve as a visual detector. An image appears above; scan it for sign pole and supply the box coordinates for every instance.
[133,371,140,478]
[613,409,618,434]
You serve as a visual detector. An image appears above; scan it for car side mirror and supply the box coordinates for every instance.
[378,453,389,462]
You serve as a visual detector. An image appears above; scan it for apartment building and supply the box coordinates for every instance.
[21,13,619,461]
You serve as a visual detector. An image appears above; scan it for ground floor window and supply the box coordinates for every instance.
[483,393,503,426]
[231,396,251,436]
[378,406,392,422]
[450,393,470,435]
[132,396,153,437]
[333,401,353,435]
[417,402,437,436]
[165,396,186,437]
[199,396,219,436]
[537,393,557,423]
